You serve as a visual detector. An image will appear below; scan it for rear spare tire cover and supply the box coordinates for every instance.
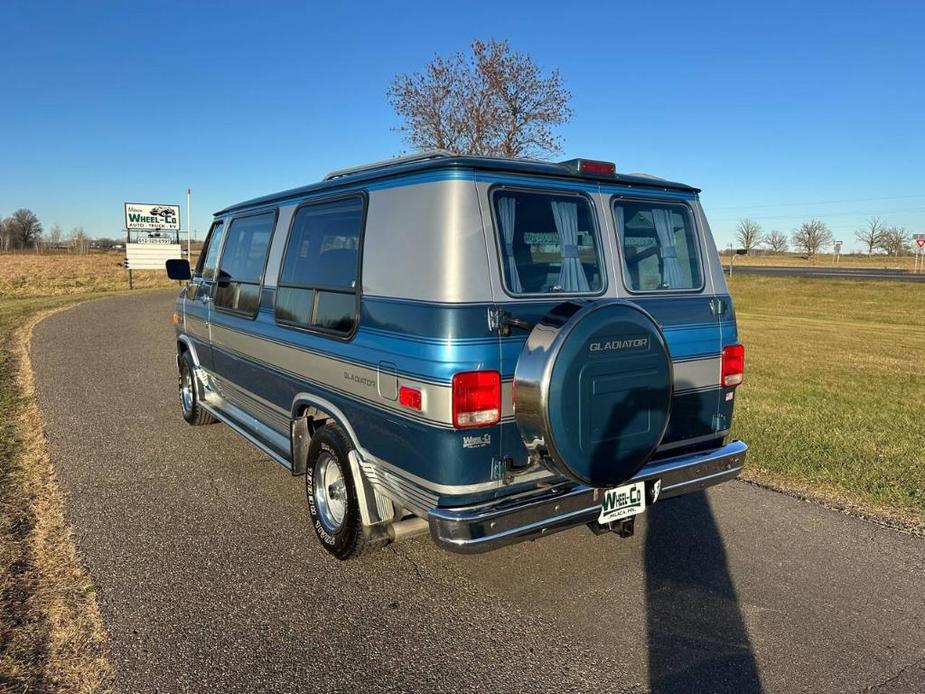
[514,300,672,487]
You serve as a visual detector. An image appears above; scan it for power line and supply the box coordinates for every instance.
[710,206,925,223]
[708,193,925,211]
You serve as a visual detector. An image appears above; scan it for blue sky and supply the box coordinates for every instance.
[1,0,922,249]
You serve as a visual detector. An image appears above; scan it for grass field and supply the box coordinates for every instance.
[730,275,925,529]
[0,252,175,296]
[731,252,919,271]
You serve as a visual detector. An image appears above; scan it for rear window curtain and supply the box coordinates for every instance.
[614,200,702,291]
[494,190,603,295]
[213,212,275,316]
[275,196,363,335]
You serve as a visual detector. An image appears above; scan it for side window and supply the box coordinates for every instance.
[275,196,363,336]
[195,221,225,281]
[213,211,276,316]
[493,189,604,295]
[613,199,703,292]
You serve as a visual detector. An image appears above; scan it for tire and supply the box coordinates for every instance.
[305,424,367,560]
[178,350,215,426]
[513,299,672,487]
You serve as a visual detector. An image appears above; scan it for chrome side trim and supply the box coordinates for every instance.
[199,401,292,471]
[428,440,747,554]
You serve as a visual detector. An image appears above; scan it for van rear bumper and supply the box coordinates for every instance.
[428,440,747,554]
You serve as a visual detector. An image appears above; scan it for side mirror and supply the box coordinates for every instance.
[165,258,192,281]
[735,248,748,256]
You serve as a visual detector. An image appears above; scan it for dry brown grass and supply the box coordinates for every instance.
[732,252,918,271]
[0,255,146,691]
[0,252,175,297]
[1,307,113,693]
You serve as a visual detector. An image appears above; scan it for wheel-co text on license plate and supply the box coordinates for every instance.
[598,481,646,524]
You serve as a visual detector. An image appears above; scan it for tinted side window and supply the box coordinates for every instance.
[493,189,603,295]
[196,221,224,281]
[214,211,276,316]
[275,196,363,335]
[614,200,702,292]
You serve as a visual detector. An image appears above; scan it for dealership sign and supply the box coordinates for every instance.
[124,202,180,231]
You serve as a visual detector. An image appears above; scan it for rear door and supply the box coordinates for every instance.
[611,195,724,448]
[487,185,610,471]
[185,220,225,371]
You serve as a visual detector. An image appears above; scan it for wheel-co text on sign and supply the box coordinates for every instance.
[124,202,181,231]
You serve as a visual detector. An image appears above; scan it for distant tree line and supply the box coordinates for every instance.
[0,208,119,254]
[734,215,914,257]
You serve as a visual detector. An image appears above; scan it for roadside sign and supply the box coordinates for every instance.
[124,202,181,231]
[125,241,182,269]
[916,238,925,249]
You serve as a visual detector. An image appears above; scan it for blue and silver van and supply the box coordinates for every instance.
[167,151,747,559]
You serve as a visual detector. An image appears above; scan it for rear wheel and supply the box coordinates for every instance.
[178,350,215,426]
[305,424,366,560]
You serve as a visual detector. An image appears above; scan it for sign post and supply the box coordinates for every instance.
[123,202,183,288]
[914,234,925,274]
[186,188,192,266]
[833,240,843,266]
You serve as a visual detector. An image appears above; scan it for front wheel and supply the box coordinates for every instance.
[178,351,215,426]
[305,424,366,560]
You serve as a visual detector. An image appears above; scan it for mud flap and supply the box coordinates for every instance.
[347,450,397,546]
[290,417,311,476]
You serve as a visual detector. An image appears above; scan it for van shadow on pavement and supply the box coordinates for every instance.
[644,491,763,693]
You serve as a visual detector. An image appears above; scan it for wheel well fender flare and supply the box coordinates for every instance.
[176,334,201,369]
[289,393,362,476]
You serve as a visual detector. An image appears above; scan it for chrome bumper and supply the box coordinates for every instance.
[428,440,747,554]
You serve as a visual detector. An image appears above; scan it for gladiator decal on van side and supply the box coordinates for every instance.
[588,337,649,353]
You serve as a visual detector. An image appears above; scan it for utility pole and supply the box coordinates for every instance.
[186,187,192,264]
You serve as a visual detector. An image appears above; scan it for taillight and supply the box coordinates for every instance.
[722,344,745,387]
[398,386,422,411]
[452,371,501,428]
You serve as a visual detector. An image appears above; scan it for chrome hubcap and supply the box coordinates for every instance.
[180,367,194,414]
[314,453,347,533]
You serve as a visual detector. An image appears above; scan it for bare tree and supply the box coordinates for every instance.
[855,217,884,254]
[763,229,789,254]
[0,217,8,252]
[2,208,43,250]
[734,218,762,253]
[791,219,833,257]
[70,226,90,255]
[48,223,63,248]
[878,226,912,256]
[388,39,572,158]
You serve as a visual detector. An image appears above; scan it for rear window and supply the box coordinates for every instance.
[613,199,703,292]
[275,196,363,336]
[493,189,603,295]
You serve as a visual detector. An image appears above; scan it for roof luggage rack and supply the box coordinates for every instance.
[323,149,457,181]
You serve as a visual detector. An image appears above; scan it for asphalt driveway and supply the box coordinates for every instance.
[30,290,925,693]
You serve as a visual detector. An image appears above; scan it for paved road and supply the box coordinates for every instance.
[31,291,925,693]
[730,265,925,282]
